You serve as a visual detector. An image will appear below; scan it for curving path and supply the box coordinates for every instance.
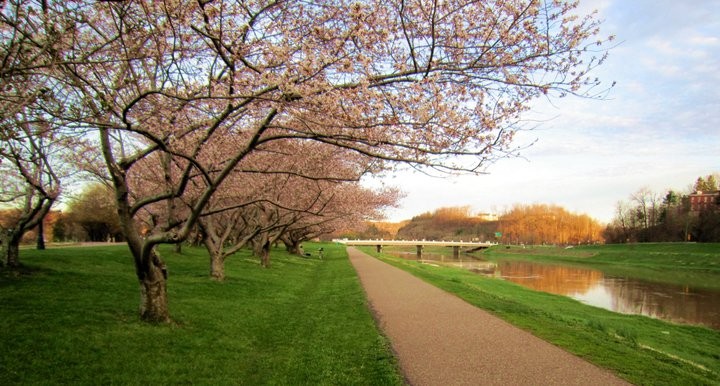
[347,247,631,386]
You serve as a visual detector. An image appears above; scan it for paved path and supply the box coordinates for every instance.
[347,247,631,386]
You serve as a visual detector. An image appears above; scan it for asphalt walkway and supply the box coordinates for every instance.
[347,247,631,386]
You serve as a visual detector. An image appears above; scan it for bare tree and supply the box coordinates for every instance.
[630,187,663,240]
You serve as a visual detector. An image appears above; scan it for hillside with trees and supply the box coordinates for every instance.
[334,221,409,240]
[499,204,604,245]
[390,205,603,245]
[604,174,720,243]
[397,206,498,241]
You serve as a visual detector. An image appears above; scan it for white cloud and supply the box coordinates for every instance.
[645,38,680,56]
[687,35,720,47]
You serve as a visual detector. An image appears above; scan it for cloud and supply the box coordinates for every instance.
[687,35,720,47]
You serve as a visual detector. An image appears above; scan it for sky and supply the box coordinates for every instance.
[368,0,720,224]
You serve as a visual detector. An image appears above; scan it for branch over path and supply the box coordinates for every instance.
[347,247,630,386]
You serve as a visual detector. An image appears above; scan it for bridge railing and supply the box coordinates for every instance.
[332,239,498,247]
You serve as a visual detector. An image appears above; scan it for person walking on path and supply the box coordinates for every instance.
[347,247,631,386]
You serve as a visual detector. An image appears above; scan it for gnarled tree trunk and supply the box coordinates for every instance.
[281,236,302,255]
[209,253,225,281]
[137,248,170,323]
[259,241,271,268]
[5,239,20,267]
[100,128,172,323]
[2,229,23,268]
[200,224,227,281]
[0,196,55,269]
[114,204,172,323]
[253,237,272,268]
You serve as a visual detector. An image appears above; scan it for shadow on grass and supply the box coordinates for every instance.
[1,243,403,385]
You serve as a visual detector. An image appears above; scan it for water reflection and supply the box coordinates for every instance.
[390,252,720,330]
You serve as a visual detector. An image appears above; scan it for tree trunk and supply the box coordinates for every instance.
[2,230,22,268]
[36,221,46,250]
[174,243,182,254]
[209,253,225,281]
[6,241,20,267]
[138,249,170,323]
[101,128,172,323]
[259,241,271,268]
[283,239,302,255]
[252,234,272,268]
[0,230,7,268]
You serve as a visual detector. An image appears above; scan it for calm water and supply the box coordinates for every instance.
[390,252,720,330]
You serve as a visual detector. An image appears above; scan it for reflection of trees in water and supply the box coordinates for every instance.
[606,279,719,329]
[396,254,720,329]
[498,261,603,295]
[498,261,720,330]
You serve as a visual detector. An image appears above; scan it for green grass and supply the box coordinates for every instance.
[0,243,403,385]
[362,246,720,386]
[484,243,720,290]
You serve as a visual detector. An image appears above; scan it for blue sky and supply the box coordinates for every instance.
[372,0,720,224]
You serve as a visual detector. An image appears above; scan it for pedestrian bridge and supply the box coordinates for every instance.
[333,239,497,258]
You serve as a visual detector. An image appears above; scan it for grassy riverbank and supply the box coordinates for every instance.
[362,245,720,386]
[485,243,720,290]
[1,243,402,385]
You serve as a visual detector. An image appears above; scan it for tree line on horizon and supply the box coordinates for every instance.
[603,174,720,243]
[346,173,720,245]
[344,204,605,245]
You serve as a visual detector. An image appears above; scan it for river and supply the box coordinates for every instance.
[389,251,720,330]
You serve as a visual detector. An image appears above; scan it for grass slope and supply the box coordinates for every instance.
[363,245,720,386]
[0,243,402,385]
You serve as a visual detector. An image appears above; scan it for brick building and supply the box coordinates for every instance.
[689,190,720,212]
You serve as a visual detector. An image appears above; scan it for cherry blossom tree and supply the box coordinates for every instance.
[10,0,611,322]
[278,183,401,255]
[195,174,305,278]
[0,128,59,267]
[0,117,90,267]
[243,178,398,268]
[1,1,95,266]
[198,203,263,280]
[0,17,67,265]
[197,141,375,276]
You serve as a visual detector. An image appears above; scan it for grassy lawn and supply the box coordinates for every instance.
[0,243,402,385]
[362,245,720,386]
[484,243,720,290]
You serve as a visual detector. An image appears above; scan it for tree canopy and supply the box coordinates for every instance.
[2,0,612,322]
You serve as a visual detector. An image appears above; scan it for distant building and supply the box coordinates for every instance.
[475,212,499,222]
[689,190,719,212]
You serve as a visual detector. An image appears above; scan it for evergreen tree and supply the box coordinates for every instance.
[706,175,718,191]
